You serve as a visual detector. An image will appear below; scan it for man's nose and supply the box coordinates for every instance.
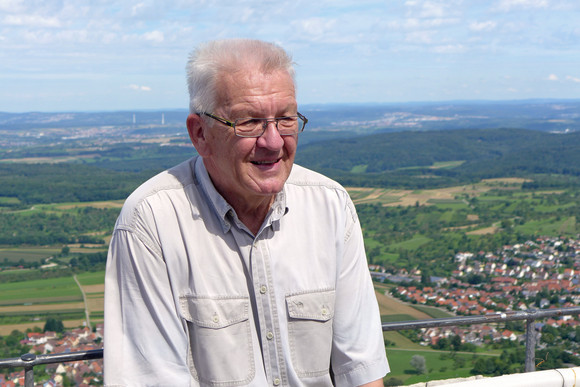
[256,121,284,149]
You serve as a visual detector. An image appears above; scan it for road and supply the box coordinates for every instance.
[73,274,91,331]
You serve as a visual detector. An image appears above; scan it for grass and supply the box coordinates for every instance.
[350,164,368,173]
[430,161,465,169]
[378,252,400,264]
[381,314,417,323]
[76,270,105,286]
[410,304,454,319]
[384,331,424,349]
[0,197,20,204]
[0,276,82,304]
[515,216,578,235]
[0,312,86,325]
[0,247,60,262]
[385,349,483,385]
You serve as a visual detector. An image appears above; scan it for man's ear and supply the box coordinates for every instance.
[186,113,210,156]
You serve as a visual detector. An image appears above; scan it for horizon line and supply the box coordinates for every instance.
[1,98,580,115]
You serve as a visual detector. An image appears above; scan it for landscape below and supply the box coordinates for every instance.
[0,101,579,386]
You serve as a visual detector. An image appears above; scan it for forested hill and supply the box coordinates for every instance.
[295,128,580,189]
[1,128,580,207]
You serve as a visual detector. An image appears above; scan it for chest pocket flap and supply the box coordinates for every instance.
[180,296,249,329]
[286,289,335,321]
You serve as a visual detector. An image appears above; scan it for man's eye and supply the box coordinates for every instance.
[237,118,261,126]
[278,117,297,127]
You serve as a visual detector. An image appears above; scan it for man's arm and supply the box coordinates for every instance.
[104,228,190,386]
[330,196,389,386]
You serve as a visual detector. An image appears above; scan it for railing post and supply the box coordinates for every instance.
[524,310,536,372]
[21,353,36,387]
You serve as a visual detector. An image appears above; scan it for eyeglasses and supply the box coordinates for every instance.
[200,112,308,138]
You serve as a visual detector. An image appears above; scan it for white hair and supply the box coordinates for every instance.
[186,39,296,114]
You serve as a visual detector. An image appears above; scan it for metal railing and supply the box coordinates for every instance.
[382,306,580,373]
[0,349,103,387]
[1,306,579,386]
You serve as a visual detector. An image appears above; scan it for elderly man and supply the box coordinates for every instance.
[104,39,389,386]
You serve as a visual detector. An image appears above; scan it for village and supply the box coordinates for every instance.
[372,236,580,347]
[0,326,103,387]
[2,236,580,386]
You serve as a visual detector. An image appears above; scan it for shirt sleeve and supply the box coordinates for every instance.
[330,196,390,386]
[104,227,191,387]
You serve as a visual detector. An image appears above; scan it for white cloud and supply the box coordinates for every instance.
[0,0,25,12]
[547,74,559,81]
[405,31,433,44]
[143,30,164,43]
[403,0,463,20]
[293,17,341,42]
[495,0,549,11]
[566,75,580,83]
[131,2,147,16]
[2,14,61,27]
[432,44,465,53]
[298,17,336,36]
[128,84,152,92]
[470,21,497,32]
[386,17,458,31]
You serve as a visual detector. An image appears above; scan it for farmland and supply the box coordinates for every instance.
[0,271,104,335]
[1,124,580,384]
[1,180,579,336]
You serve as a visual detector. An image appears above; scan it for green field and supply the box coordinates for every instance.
[515,216,577,235]
[76,271,106,286]
[410,305,454,319]
[0,276,82,305]
[382,314,418,323]
[0,247,60,262]
[384,348,490,385]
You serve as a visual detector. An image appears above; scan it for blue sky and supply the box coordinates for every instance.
[1,0,579,112]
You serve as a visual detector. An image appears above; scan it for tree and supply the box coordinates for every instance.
[410,355,427,374]
[450,334,462,352]
[44,318,64,333]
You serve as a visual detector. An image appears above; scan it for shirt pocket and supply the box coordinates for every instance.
[180,295,255,386]
[286,289,335,378]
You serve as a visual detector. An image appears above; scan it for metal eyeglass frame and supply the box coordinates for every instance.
[199,112,308,138]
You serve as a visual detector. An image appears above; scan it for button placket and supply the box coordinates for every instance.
[250,235,286,385]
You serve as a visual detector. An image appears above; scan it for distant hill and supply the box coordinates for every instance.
[2,99,579,133]
[302,99,580,133]
[295,128,580,189]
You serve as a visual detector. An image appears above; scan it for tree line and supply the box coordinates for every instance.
[0,207,119,245]
[296,128,580,189]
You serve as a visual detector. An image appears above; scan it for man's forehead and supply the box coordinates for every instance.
[215,69,296,110]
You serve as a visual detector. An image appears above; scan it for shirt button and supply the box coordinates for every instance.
[321,308,328,316]
[266,331,274,340]
[260,285,267,294]
[273,378,281,386]
[213,315,219,323]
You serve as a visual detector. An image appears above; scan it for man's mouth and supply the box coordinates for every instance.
[251,158,280,166]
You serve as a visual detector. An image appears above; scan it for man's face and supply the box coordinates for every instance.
[198,69,298,208]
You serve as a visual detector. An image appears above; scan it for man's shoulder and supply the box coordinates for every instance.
[119,157,197,219]
[287,164,344,191]
[129,158,195,199]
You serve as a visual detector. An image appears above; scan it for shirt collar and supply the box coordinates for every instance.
[194,156,288,234]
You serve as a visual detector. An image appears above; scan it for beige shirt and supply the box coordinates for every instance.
[104,156,389,387]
